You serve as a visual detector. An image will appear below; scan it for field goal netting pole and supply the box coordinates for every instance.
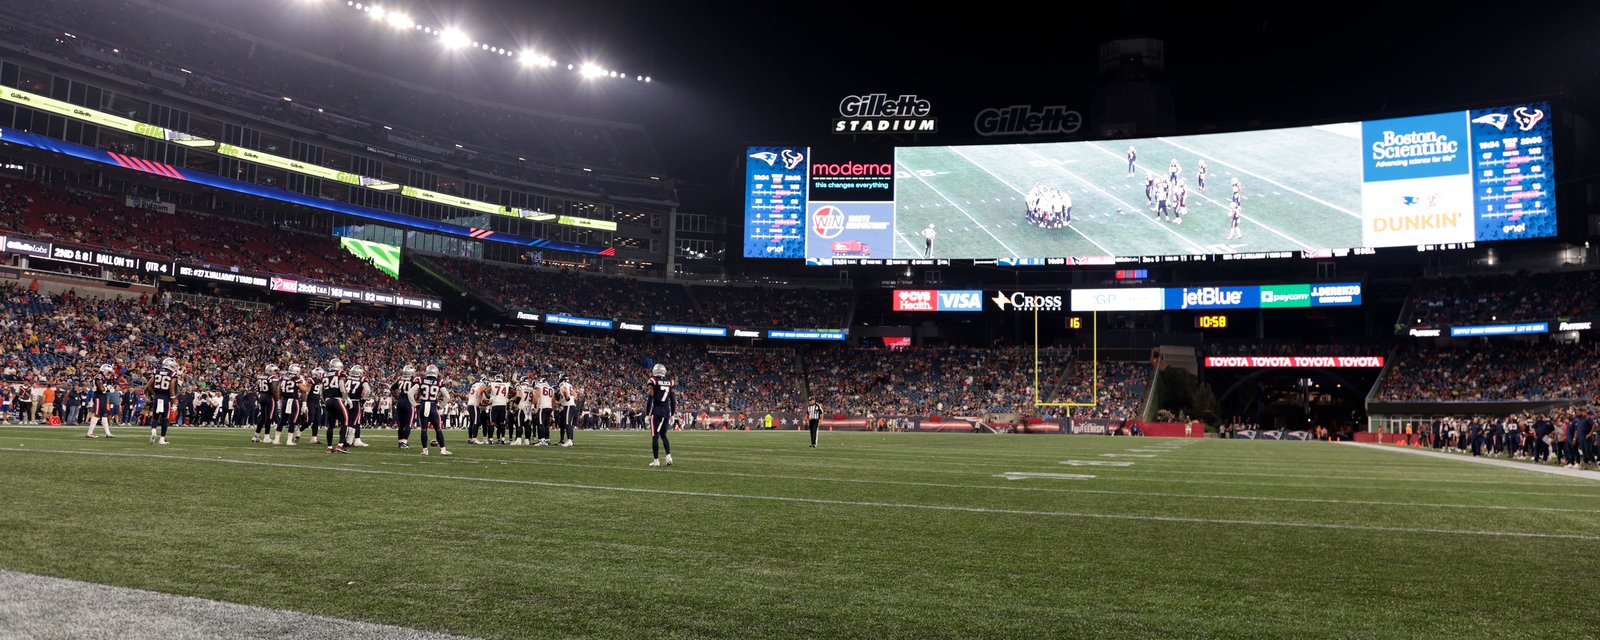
[1034,307,1097,415]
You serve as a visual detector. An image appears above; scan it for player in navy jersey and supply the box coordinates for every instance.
[645,363,675,467]
[1227,202,1243,240]
[1126,146,1136,175]
[305,366,325,444]
[1196,160,1208,191]
[415,364,452,456]
[253,364,280,443]
[274,364,306,445]
[345,365,371,447]
[323,359,351,453]
[1231,177,1242,206]
[391,365,419,449]
[84,363,117,438]
[145,357,179,445]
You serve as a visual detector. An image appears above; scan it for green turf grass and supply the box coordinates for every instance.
[2,427,1597,639]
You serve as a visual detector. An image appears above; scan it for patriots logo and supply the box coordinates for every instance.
[780,149,804,170]
[1513,106,1544,132]
[748,151,778,166]
[1470,113,1508,130]
[1400,196,1419,206]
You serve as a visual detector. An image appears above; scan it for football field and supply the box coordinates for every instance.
[2,427,1598,639]
[895,128,1364,259]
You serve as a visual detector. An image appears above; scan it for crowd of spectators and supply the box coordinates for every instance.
[0,281,808,423]
[0,278,1162,426]
[423,254,854,328]
[1374,341,1600,402]
[804,346,1150,421]
[1407,270,1600,327]
[0,177,419,293]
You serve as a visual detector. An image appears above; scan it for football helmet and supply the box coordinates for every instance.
[328,358,344,372]
[349,365,364,378]
[402,365,416,377]
[652,363,667,377]
[287,363,301,375]
[99,363,113,374]
[161,357,178,371]
[425,364,439,376]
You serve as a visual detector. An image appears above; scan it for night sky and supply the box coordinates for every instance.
[166,1,1600,187]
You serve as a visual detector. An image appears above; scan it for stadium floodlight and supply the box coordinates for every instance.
[440,29,470,49]
[386,12,412,29]
[580,63,605,79]
[368,5,386,20]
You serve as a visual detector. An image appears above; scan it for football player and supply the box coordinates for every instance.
[322,359,351,454]
[392,365,419,449]
[557,373,577,447]
[645,363,675,467]
[145,357,179,445]
[84,363,117,438]
[252,363,279,443]
[415,364,451,456]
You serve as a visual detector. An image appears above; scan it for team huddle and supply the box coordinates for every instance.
[105,358,683,466]
[1128,147,1244,241]
[1024,184,1073,228]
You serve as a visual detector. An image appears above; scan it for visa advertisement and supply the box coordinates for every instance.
[891,289,984,312]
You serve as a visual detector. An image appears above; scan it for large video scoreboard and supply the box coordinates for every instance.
[742,101,1555,266]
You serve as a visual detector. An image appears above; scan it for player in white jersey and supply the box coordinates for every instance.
[513,378,535,445]
[466,377,486,444]
[557,373,578,447]
[486,375,512,445]
[534,377,555,446]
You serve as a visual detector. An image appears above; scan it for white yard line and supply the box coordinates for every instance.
[1344,442,1600,482]
[0,570,478,640]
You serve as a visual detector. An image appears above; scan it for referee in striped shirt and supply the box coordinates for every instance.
[806,399,823,448]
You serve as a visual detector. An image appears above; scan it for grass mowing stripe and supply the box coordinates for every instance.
[389,455,1600,514]
[894,154,1022,257]
[1156,135,1363,218]
[17,430,1598,494]
[1084,140,1314,250]
[4,446,1596,541]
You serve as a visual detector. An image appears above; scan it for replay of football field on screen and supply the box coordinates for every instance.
[741,102,1554,264]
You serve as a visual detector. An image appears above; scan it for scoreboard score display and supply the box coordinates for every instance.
[743,101,1556,266]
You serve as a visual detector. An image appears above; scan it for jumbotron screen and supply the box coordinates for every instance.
[741,102,1555,265]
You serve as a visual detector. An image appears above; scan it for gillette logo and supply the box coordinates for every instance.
[1180,287,1244,309]
[974,105,1083,137]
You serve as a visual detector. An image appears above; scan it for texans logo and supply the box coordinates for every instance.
[748,151,778,166]
[1513,106,1544,132]
[780,149,804,170]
